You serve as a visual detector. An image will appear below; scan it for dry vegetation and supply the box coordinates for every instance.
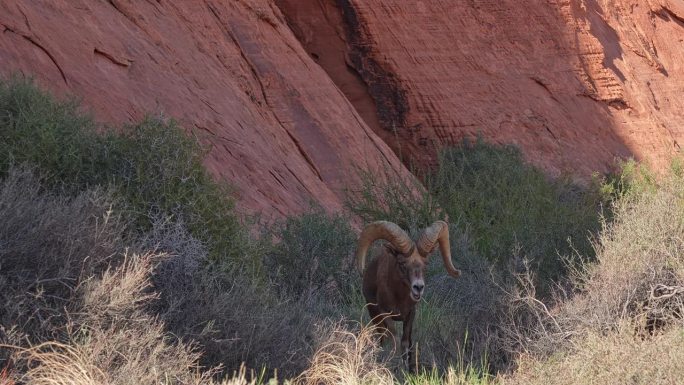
[2,76,684,384]
[499,165,684,385]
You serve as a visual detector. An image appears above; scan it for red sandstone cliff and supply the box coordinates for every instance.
[1,1,683,218]
[0,0,411,219]
[278,0,684,177]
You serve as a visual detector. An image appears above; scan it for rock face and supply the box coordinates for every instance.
[278,0,684,177]
[0,0,412,219]
[1,1,683,218]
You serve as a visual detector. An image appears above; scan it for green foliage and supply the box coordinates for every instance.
[402,365,494,385]
[598,158,658,202]
[0,75,96,185]
[265,208,358,303]
[96,118,254,268]
[346,167,443,233]
[347,138,605,284]
[0,76,252,267]
[432,139,604,282]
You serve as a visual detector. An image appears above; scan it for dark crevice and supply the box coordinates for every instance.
[269,170,288,190]
[336,0,409,133]
[577,91,630,110]
[94,48,131,67]
[285,164,317,196]
[545,126,558,141]
[530,76,559,102]
[4,27,67,85]
[607,98,630,110]
[282,128,324,181]
[659,6,684,26]
[193,124,216,136]
[206,2,268,106]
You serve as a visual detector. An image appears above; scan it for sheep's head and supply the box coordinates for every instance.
[356,220,461,302]
[386,242,427,301]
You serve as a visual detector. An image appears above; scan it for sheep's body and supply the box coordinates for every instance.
[362,245,420,369]
[356,221,461,372]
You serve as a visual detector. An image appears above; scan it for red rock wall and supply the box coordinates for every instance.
[2,0,682,219]
[0,0,413,219]
[278,0,684,177]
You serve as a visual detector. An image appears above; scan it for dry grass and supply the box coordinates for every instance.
[503,324,684,385]
[559,170,684,335]
[4,252,215,385]
[297,322,393,385]
[498,164,684,384]
[0,168,230,384]
[0,167,125,358]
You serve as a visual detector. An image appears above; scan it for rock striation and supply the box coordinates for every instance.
[2,0,683,219]
[278,0,684,177]
[0,0,412,219]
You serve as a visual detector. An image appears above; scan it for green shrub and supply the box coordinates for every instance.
[346,167,443,233]
[0,76,253,268]
[430,139,604,282]
[0,75,96,185]
[95,118,255,268]
[347,138,604,284]
[265,208,359,305]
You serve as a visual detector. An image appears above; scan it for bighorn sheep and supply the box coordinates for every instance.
[356,220,460,371]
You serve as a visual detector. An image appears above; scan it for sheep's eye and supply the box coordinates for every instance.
[396,258,410,275]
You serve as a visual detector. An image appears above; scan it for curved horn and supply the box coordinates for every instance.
[416,221,461,278]
[356,221,413,274]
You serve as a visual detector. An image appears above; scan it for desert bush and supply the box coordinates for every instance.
[6,253,218,385]
[555,162,684,336]
[0,167,125,353]
[144,217,318,377]
[0,167,223,384]
[503,324,684,385]
[430,139,604,283]
[414,231,510,372]
[0,76,253,267]
[95,118,256,267]
[346,166,443,233]
[493,161,684,384]
[0,75,96,185]
[296,322,393,385]
[264,208,358,303]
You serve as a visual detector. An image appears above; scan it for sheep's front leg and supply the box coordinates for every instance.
[401,309,416,372]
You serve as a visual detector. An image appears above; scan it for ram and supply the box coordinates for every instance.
[356,220,460,370]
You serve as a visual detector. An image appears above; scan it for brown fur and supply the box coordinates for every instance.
[362,244,428,371]
[356,221,460,371]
